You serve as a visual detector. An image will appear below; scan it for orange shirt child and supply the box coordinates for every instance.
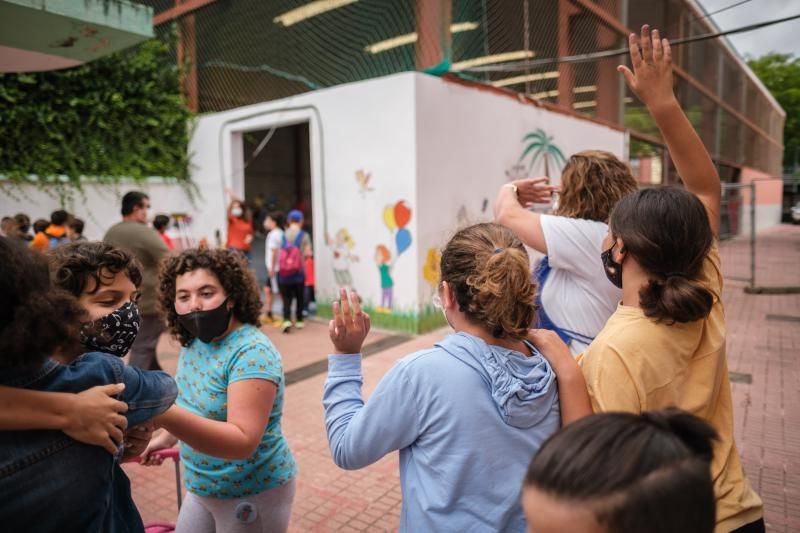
[31,224,66,252]
[226,216,253,252]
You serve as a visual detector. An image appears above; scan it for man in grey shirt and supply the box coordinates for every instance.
[104,191,169,370]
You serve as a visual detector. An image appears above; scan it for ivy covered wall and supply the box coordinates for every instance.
[0,39,192,185]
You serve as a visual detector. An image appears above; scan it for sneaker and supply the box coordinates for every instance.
[295,321,305,330]
[259,314,272,325]
[272,319,284,328]
[281,320,292,333]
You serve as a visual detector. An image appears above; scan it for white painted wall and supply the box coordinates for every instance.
[189,73,418,312]
[0,180,197,240]
[414,74,627,306]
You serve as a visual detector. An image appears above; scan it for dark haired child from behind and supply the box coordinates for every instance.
[522,408,718,533]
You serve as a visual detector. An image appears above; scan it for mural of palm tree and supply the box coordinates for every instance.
[519,129,567,178]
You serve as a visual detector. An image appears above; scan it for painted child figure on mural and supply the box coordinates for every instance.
[375,245,394,313]
[329,228,359,290]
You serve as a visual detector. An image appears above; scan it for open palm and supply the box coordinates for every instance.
[618,25,677,111]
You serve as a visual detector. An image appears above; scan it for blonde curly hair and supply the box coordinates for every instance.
[556,150,638,222]
[440,223,537,340]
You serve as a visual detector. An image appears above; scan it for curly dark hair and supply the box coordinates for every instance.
[0,237,86,368]
[159,248,262,346]
[49,241,143,297]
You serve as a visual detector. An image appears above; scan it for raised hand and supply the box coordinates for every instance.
[618,24,721,235]
[512,177,558,206]
[329,287,371,355]
[617,25,677,112]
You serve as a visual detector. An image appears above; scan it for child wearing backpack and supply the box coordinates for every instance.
[278,210,312,333]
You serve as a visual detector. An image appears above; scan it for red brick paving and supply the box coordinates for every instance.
[722,225,800,533]
[126,224,800,532]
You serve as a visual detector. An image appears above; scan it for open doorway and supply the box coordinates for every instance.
[242,122,312,285]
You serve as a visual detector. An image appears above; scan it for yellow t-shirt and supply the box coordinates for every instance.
[578,244,763,532]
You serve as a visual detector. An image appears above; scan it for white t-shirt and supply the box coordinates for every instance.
[538,215,621,355]
[265,228,284,274]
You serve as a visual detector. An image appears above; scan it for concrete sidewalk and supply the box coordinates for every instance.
[125,224,800,532]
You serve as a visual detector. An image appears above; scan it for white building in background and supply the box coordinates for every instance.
[3,70,781,332]
[185,72,625,332]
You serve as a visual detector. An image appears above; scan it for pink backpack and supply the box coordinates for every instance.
[278,231,305,282]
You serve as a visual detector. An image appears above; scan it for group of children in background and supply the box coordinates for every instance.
[1,208,178,252]
[1,209,86,252]
[0,25,765,533]
[0,195,318,331]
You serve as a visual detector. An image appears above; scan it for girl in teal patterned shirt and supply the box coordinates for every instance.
[142,249,296,532]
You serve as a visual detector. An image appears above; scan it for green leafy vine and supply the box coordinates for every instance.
[0,38,193,200]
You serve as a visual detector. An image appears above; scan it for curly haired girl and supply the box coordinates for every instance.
[495,148,638,355]
[142,248,296,533]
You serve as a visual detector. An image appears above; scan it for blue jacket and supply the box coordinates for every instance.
[323,332,561,532]
[0,352,178,533]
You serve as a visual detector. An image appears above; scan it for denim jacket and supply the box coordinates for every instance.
[0,352,178,533]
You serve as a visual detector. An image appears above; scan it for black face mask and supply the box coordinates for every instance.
[177,298,233,344]
[601,241,624,288]
[80,301,141,357]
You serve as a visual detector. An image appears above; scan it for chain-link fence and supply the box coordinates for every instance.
[719,182,754,287]
[719,180,800,293]
[131,0,783,180]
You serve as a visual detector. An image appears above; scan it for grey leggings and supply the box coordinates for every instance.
[175,479,296,533]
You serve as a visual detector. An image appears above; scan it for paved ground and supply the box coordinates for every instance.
[125,224,800,532]
[722,225,800,533]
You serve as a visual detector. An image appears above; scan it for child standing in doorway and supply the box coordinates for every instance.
[262,211,284,327]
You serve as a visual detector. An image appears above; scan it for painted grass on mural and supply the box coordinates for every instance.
[316,301,447,334]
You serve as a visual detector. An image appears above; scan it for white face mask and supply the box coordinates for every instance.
[231,207,243,217]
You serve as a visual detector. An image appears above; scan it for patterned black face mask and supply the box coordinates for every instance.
[601,241,624,289]
[80,301,141,357]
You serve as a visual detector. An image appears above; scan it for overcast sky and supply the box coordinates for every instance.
[696,0,800,59]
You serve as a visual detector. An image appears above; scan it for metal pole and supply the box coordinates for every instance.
[749,182,756,290]
[175,460,183,509]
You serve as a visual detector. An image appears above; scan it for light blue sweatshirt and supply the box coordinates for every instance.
[323,332,561,532]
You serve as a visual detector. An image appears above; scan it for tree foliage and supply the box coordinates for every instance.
[0,39,192,186]
[747,53,800,172]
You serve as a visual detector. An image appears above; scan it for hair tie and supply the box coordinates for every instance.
[665,272,687,279]
[493,247,505,254]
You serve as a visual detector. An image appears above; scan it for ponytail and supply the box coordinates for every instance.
[639,275,713,324]
[609,187,714,324]
[441,223,537,340]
